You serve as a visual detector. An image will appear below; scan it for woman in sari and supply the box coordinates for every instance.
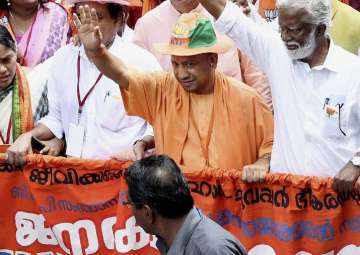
[0,0,70,68]
[0,25,63,155]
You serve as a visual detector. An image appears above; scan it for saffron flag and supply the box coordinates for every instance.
[0,154,359,255]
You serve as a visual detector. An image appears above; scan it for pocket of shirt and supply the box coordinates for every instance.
[321,105,348,140]
[98,94,140,132]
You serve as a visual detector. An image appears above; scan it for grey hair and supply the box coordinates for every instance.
[277,0,331,31]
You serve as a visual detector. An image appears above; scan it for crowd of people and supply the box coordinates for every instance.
[1,0,360,253]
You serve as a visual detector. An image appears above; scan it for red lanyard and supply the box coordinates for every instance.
[9,10,38,66]
[0,117,12,144]
[76,53,103,122]
[20,11,38,66]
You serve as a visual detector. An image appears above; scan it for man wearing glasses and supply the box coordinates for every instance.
[196,0,360,195]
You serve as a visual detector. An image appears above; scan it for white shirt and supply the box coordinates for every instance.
[216,2,360,177]
[39,35,162,159]
[122,25,134,42]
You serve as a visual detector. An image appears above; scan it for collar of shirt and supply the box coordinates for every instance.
[168,0,204,16]
[331,0,338,20]
[156,208,202,255]
[295,40,342,73]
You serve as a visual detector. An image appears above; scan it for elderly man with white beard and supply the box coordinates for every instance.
[196,0,360,195]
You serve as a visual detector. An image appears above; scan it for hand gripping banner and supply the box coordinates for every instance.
[0,153,359,255]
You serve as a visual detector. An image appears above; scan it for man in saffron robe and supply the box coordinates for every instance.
[133,0,273,108]
[74,7,274,181]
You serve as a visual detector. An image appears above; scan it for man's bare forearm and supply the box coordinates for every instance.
[254,153,271,168]
[30,124,55,141]
[86,47,129,90]
[197,0,227,19]
[142,135,155,151]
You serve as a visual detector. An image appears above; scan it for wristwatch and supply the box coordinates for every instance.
[351,156,360,167]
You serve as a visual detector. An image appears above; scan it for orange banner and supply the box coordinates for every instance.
[0,154,359,254]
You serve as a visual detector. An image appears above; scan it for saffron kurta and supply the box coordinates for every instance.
[121,70,274,170]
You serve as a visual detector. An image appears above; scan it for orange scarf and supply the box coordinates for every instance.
[12,64,33,139]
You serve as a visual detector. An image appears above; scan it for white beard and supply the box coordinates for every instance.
[285,30,317,60]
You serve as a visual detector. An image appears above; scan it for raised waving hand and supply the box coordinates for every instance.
[73,5,104,58]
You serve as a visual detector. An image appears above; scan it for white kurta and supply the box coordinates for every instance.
[0,92,13,144]
[215,2,360,177]
[39,35,162,159]
[122,25,134,42]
